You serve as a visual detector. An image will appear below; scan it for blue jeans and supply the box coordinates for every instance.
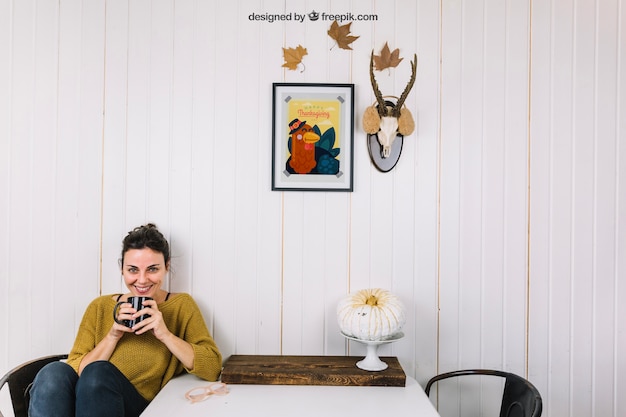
[29,361,149,417]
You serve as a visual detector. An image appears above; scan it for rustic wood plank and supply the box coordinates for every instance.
[221,355,406,387]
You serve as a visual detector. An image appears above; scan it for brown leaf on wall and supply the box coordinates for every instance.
[373,42,403,71]
[327,21,359,50]
[282,45,308,72]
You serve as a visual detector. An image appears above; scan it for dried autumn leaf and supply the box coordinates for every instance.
[327,21,359,50]
[373,42,404,71]
[282,45,308,71]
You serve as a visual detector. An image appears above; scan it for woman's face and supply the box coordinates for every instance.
[122,248,168,298]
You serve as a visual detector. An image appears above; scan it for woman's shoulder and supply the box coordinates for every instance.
[162,292,201,310]
[165,292,193,303]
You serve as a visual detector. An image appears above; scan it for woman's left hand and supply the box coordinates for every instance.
[131,299,171,340]
[130,297,196,370]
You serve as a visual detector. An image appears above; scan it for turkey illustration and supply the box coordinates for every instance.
[285,118,341,176]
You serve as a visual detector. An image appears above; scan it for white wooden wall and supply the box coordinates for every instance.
[0,1,623,417]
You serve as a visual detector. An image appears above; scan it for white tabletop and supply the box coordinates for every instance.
[141,373,440,417]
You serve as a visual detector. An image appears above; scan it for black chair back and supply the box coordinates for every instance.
[425,369,542,417]
[0,354,68,417]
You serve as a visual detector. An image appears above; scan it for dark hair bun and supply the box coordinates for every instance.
[121,223,170,266]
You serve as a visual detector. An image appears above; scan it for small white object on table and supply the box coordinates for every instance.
[141,373,440,417]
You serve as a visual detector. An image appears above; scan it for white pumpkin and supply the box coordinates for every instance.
[337,288,406,341]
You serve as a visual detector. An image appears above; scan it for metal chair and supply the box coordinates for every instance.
[425,369,542,417]
[0,354,68,417]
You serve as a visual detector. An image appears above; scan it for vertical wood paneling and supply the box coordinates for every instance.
[592,2,620,416]
[501,0,531,375]
[56,0,84,337]
[527,0,553,410]
[486,0,531,375]
[457,0,486,375]
[571,3,596,416]
[411,0,440,386]
[0,0,11,388]
[101,0,130,296]
[233,0,264,354]
[438,0,463,387]
[322,194,352,354]
[210,0,238,359]
[189,0,218,336]
[542,10,576,413]
[530,0,625,416]
[482,0,508,377]
[30,0,59,354]
[145,0,174,230]
[2,2,625,417]
[616,4,626,417]
[7,0,38,367]
[439,0,491,414]
[169,0,195,294]
[281,193,306,354]
[252,0,283,355]
[59,0,105,345]
[300,195,333,354]
[435,1,531,416]
[125,0,151,225]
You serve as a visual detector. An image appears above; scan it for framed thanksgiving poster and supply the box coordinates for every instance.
[271,83,354,191]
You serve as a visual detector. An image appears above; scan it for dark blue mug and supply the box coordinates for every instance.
[113,296,152,328]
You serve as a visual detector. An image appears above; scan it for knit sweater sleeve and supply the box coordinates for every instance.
[66,296,108,374]
[171,294,222,381]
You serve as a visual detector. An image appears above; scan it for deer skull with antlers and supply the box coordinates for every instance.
[363,52,417,159]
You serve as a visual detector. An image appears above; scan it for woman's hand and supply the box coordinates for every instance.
[111,303,138,338]
[131,299,171,339]
[131,298,196,370]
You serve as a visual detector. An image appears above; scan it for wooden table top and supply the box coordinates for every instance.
[220,354,406,387]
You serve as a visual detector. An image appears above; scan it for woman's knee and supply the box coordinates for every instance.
[31,361,77,393]
[29,361,77,417]
[77,361,121,392]
[29,360,77,412]
[81,360,119,379]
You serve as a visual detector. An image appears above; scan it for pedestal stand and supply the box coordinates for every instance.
[342,332,404,371]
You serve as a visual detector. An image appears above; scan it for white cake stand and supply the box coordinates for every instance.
[342,332,404,371]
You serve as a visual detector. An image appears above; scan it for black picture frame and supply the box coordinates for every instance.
[271,83,354,192]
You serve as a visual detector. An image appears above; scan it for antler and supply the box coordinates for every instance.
[391,54,417,117]
[369,52,389,117]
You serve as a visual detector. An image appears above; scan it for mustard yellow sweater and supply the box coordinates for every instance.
[66,293,222,401]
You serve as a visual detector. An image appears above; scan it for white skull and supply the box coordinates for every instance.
[377,116,400,158]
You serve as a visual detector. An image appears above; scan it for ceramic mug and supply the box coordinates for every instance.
[113,296,152,328]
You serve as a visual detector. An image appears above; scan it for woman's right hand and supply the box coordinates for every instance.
[111,303,137,338]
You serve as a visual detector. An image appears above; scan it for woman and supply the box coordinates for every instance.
[29,224,222,417]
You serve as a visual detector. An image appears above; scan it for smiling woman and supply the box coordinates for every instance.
[27,224,223,417]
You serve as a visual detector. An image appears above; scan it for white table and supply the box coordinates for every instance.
[141,373,440,416]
